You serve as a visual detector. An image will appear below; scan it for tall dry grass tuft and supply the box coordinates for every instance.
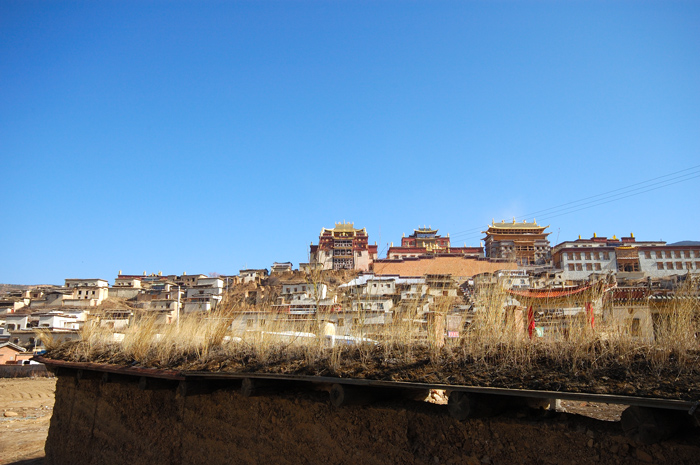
[121,314,159,361]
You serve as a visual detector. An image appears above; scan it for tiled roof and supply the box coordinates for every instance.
[486,220,546,230]
[508,285,592,299]
[373,257,516,279]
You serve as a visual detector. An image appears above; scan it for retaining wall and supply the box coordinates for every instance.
[44,373,700,465]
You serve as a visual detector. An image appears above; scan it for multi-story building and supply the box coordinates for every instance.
[386,227,482,259]
[183,278,224,313]
[63,279,109,306]
[236,269,269,285]
[309,222,378,271]
[271,262,293,274]
[552,234,700,281]
[482,219,551,266]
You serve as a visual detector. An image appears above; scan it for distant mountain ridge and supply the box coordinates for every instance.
[669,241,700,246]
[0,284,55,293]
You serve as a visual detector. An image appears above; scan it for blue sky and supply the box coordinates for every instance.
[1,1,698,285]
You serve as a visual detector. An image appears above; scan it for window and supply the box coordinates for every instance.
[594,263,601,271]
[576,264,583,271]
[666,262,673,269]
[352,318,360,326]
[586,264,593,271]
[644,251,652,259]
[684,251,691,258]
[686,262,693,270]
[657,262,664,270]
[656,251,663,259]
[78,290,82,295]
[675,251,682,258]
[602,252,609,260]
[594,252,600,260]
[666,251,672,259]
[585,252,591,260]
[575,252,581,260]
[676,262,683,270]
[695,251,700,258]
[338,318,345,326]
[568,264,575,271]
[247,319,254,327]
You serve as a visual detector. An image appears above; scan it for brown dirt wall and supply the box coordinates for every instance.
[44,374,700,465]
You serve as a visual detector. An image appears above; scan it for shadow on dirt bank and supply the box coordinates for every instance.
[6,459,45,465]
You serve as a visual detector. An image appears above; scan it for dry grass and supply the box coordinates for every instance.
[40,277,700,398]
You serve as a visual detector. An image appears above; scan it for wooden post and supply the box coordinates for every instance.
[329,384,378,407]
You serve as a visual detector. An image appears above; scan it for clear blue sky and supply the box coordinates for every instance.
[1,1,698,285]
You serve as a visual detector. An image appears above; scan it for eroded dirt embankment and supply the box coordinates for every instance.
[44,375,700,465]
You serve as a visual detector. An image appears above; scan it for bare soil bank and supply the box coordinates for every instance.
[47,342,700,401]
[0,378,56,464]
[44,375,700,465]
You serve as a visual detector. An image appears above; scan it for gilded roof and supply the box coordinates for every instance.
[412,227,438,234]
[321,222,366,234]
[484,219,548,231]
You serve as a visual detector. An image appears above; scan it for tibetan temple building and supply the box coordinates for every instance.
[483,219,551,266]
[309,222,378,271]
[386,227,482,259]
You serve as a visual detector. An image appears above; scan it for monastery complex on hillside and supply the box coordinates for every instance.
[1,218,698,357]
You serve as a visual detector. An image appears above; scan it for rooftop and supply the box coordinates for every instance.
[373,256,517,279]
[485,219,547,230]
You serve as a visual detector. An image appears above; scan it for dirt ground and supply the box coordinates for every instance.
[2,375,699,464]
[41,373,700,465]
[0,378,56,465]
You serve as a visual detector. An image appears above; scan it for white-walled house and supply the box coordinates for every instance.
[183,278,224,313]
[63,279,109,306]
[238,269,268,284]
[281,281,327,302]
[37,310,87,330]
[3,314,30,331]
